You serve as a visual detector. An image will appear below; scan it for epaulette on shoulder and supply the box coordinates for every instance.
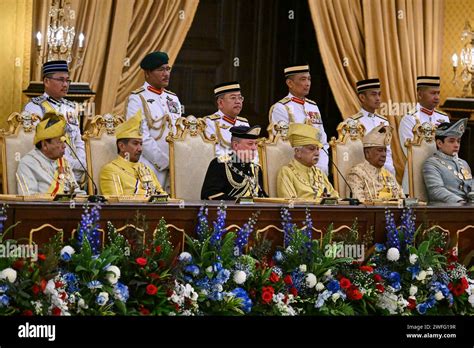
[208,114,221,120]
[305,98,317,105]
[407,107,417,116]
[131,87,145,94]
[435,108,448,116]
[278,97,291,104]
[375,113,388,121]
[62,98,75,108]
[217,154,231,163]
[164,89,176,96]
[236,116,248,122]
[31,95,47,105]
[351,111,364,120]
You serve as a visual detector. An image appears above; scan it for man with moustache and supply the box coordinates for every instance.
[204,82,251,158]
[347,125,403,202]
[23,60,85,183]
[269,64,329,174]
[348,78,395,176]
[398,76,450,193]
[124,51,182,189]
[99,111,165,196]
[277,123,338,199]
[423,119,472,203]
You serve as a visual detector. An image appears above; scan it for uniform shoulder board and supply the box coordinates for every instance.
[278,97,291,105]
[236,116,248,122]
[406,107,417,117]
[375,113,388,121]
[164,89,176,96]
[217,154,231,163]
[31,95,47,105]
[434,108,448,116]
[305,98,317,105]
[131,87,145,94]
[62,99,76,108]
[208,114,221,120]
[351,111,364,120]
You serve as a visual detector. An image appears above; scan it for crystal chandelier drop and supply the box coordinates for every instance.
[451,20,474,97]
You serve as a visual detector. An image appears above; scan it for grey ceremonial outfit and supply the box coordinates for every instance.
[23,93,86,182]
[423,151,472,203]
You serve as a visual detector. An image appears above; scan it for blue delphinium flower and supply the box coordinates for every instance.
[231,287,253,313]
[63,273,79,293]
[407,264,421,280]
[235,213,258,256]
[400,208,416,247]
[215,269,230,284]
[185,265,200,277]
[281,208,294,246]
[210,205,227,248]
[291,269,306,292]
[303,207,313,240]
[385,210,400,250]
[113,282,129,302]
[327,279,340,293]
[196,206,209,242]
[77,204,102,255]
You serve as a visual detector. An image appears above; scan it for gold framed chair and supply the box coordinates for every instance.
[258,122,294,197]
[167,116,217,199]
[116,223,146,245]
[329,119,366,198]
[405,121,436,200]
[0,112,41,194]
[29,224,64,245]
[83,114,124,195]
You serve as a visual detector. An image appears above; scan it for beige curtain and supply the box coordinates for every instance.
[32,0,199,114]
[309,0,444,181]
[0,0,33,128]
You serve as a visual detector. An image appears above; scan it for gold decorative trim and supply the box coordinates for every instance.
[116,224,146,243]
[29,224,64,245]
[225,224,242,232]
[152,224,185,252]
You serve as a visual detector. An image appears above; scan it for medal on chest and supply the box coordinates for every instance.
[166,96,179,114]
[306,111,322,124]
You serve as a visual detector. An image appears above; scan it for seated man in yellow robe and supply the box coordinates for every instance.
[16,113,83,196]
[99,111,166,196]
[277,123,338,199]
[347,124,404,201]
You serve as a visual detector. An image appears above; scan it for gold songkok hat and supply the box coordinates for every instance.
[34,112,66,144]
[116,110,144,140]
[287,123,322,148]
[363,124,392,148]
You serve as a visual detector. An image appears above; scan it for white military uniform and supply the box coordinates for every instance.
[269,92,329,174]
[23,93,86,183]
[204,110,250,157]
[349,108,395,176]
[125,81,182,188]
[398,103,450,193]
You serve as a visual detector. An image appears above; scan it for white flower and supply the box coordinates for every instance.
[409,254,418,265]
[324,269,332,277]
[44,279,56,295]
[416,270,427,281]
[233,270,246,284]
[409,285,418,296]
[426,267,433,276]
[78,298,88,309]
[408,295,416,300]
[331,292,340,302]
[0,268,17,283]
[305,273,317,288]
[178,252,192,263]
[105,265,121,285]
[387,248,400,261]
[96,292,109,306]
[434,291,444,301]
[299,264,307,273]
[468,294,474,306]
[60,245,75,260]
[206,266,213,273]
[315,282,325,291]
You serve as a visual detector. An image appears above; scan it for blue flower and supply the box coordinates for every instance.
[215,269,230,284]
[231,287,253,313]
[274,251,283,262]
[388,272,401,283]
[213,262,223,273]
[327,280,340,293]
[375,243,386,252]
[0,294,10,307]
[416,303,428,315]
[407,264,421,280]
[96,293,108,306]
[178,252,192,263]
[185,265,200,276]
[87,280,103,289]
[210,205,227,248]
[113,282,129,302]
[0,284,8,293]
[63,273,79,293]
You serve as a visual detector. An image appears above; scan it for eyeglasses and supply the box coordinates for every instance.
[156,66,172,72]
[47,77,72,84]
[225,96,245,102]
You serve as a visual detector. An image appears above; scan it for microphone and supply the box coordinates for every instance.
[60,136,107,203]
[322,148,360,205]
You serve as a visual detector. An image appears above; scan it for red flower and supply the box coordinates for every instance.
[140,307,150,315]
[52,307,61,316]
[12,259,25,270]
[283,294,289,304]
[55,281,64,288]
[269,272,280,283]
[38,254,46,262]
[261,291,273,304]
[375,283,385,293]
[146,284,158,295]
[461,277,469,290]
[359,265,373,273]
[284,275,293,285]
[339,277,351,289]
[452,284,465,297]
[448,282,454,291]
[155,245,162,253]
[149,273,160,280]
[347,285,363,300]
[262,286,274,295]
[435,247,444,253]
[59,292,67,301]
[144,249,151,256]
[407,298,416,310]
[32,284,41,295]
[136,257,147,267]
[40,279,47,292]
[373,274,382,283]
[289,287,298,297]
[22,310,33,316]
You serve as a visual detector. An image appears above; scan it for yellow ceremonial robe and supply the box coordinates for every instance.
[99,156,165,195]
[277,159,339,199]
